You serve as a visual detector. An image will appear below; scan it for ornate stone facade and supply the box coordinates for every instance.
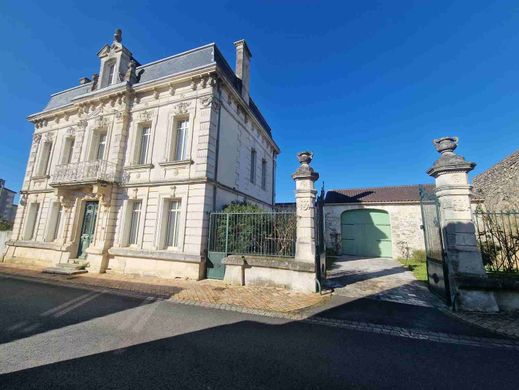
[4,30,280,279]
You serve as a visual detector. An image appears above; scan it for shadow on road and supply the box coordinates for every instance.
[0,274,182,344]
[1,318,518,390]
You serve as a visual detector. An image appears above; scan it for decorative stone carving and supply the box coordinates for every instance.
[200,96,214,108]
[77,119,88,129]
[139,110,153,122]
[43,132,55,143]
[95,115,110,128]
[191,77,199,91]
[169,83,175,96]
[65,127,76,137]
[428,136,475,177]
[292,151,319,182]
[174,102,191,114]
[32,134,42,144]
[114,28,122,43]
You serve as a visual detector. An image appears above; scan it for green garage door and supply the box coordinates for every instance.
[341,209,392,257]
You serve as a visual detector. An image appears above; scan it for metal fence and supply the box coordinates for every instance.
[474,210,519,273]
[208,211,297,257]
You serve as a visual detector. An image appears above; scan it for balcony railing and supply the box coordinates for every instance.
[50,160,120,186]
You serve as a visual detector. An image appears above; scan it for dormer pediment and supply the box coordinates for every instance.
[97,44,111,58]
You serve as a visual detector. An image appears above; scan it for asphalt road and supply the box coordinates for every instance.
[0,274,518,389]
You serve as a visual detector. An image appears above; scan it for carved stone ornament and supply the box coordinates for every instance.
[427,136,475,178]
[200,96,213,108]
[191,78,199,91]
[95,115,110,128]
[433,137,458,155]
[139,110,153,122]
[65,127,76,137]
[292,151,319,182]
[174,102,191,114]
[77,119,88,129]
[44,132,55,143]
[32,134,42,144]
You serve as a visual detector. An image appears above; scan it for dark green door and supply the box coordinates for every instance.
[341,209,392,257]
[77,201,98,259]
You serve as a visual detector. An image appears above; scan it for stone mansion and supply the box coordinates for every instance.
[4,30,279,279]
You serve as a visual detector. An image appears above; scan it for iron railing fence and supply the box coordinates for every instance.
[474,210,519,273]
[208,211,297,257]
[50,160,120,186]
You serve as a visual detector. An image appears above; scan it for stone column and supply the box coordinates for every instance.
[427,137,498,312]
[292,152,319,263]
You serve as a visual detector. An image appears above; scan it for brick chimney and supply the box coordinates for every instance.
[234,39,252,104]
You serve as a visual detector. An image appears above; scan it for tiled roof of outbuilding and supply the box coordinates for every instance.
[324,184,435,204]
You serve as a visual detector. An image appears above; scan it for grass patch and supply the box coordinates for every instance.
[398,250,428,282]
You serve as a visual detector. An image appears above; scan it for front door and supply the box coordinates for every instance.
[77,201,98,259]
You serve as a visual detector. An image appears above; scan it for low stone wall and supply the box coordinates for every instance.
[223,255,316,293]
[3,240,70,267]
[0,231,12,257]
[455,275,519,311]
[108,247,204,280]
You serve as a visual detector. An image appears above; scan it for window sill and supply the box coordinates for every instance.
[158,159,193,168]
[124,163,154,171]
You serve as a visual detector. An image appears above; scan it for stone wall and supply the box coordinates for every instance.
[473,149,519,211]
[324,203,425,258]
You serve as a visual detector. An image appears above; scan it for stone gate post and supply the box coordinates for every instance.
[292,151,319,264]
[427,137,498,312]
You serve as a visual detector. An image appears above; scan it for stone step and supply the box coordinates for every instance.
[58,262,88,270]
[42,267,88,275]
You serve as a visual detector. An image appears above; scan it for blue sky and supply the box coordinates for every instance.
[0,1,518,202]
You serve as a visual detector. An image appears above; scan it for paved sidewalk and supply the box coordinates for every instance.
[0,263,326,315]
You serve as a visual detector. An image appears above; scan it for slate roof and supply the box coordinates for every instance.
[40,43,273,138]
[324,184,435,204]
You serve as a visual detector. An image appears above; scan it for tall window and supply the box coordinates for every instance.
[164,200,181,248]
[137,126,151,164]
[174,119,188,160]
[250,149,257,183]
[261,159,267,190]
[62,137,75,164]
[96,133,107,160]
[107,63,115,86]
[37,142,52,176]
[128,200,142,246]
[24,203,40,240]
[51,204,63,241]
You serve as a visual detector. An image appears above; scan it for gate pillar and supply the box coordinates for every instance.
[427,137,498,312]
[292,151,319,264]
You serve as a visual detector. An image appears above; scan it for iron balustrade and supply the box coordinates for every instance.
[474,210,519,273]
[208,211,297,257]
[50,160,120,186]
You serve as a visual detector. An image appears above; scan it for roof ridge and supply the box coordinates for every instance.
[328,184,433,192]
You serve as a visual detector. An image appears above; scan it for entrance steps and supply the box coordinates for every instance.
[43,260,89,275]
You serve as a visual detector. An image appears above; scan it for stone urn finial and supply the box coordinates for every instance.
[292,151,319,182]
[297,151,313,165]
[433,136,458,155]
[114,28,122,43]
[427,136,475,177]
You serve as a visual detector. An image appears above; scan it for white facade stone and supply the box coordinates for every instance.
[4,32,279,280]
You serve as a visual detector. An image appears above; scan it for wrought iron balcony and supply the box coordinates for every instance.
[50,160,120,187]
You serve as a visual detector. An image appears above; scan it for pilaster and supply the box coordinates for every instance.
[427,137,498,312]
[292,152,319,264]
